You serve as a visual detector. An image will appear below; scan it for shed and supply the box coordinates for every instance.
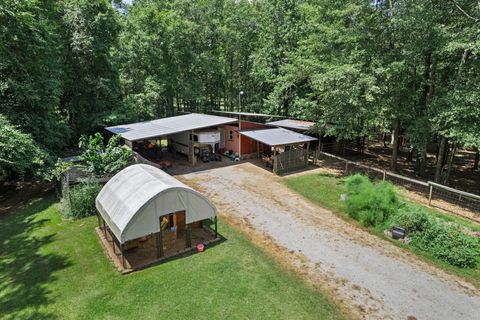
[239,128,317,174]
[95,164,219,271]
[240,128,317,147]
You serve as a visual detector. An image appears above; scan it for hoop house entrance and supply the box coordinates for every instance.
[95,164,220,272]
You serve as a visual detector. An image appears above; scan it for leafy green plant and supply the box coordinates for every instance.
[345,174,398,227]
[395,203,480,268]
[64,179,102,219]
[412,221,480,268]
[79,133,132,175]
[395,204,432,233]
[0,114,49,180]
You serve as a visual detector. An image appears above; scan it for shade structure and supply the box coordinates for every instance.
[96,164,217,244]
[106,113,237,142]
[267,119,316,131]
[240,128,317,147]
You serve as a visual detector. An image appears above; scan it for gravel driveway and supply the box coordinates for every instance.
[180,163,480,320]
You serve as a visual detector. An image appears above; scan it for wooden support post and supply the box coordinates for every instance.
[190,130,195,166]
[102,219,107,237]
[96,213,101,228]
[273,146,278,174]
[214,216,218,238]
[121,244,126,269]
[238,116,242,158]
[173,213,178,239]
[428,184,433,206]
[185,224,191,248]
[345,161,349,174]
[111,231,116,254]
[383,170,386,181]
[257,141,260,158]
[306,142,310,165]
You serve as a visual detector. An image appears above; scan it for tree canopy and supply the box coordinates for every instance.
[0,0,479,182]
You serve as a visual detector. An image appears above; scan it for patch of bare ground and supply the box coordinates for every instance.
[179,163,480,320]
[0,180,53,216]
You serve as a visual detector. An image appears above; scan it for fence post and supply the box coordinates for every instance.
[383,170,386,181]
[345,161,349,174]
[428,183,433,206]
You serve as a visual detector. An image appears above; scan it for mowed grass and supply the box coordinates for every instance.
[283,173,480,285]
[0,192,348,320]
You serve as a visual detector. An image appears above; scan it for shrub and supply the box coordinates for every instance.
[412,221,480,268]
[395,204,480,268]
[345,174,397,227]
[64,180,102,219]
[395,204,432,233]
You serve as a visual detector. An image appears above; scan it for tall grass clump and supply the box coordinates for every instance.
[345,174,398,227]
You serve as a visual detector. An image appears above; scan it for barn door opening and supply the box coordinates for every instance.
[160,211,186,256]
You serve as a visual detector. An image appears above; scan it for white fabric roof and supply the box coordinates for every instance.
[267,119,316,131]
[106,113,237,141]
[96,164,217,243]
[240,128,317,146]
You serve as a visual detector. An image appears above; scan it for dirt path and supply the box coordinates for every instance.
[180,163,480,320]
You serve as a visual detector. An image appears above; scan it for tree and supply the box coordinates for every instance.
[0,0,67,151]
[0,115,49,180]
[60,0,122,141]
[78,133,132,175]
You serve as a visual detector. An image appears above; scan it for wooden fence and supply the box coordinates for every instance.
[315,150,480,216]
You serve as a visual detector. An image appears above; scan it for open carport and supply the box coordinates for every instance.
[239,128,317,174]
[106,113,237,167]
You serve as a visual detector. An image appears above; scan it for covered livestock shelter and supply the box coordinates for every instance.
[240,128,317,174]
[105,113,237,166]
[95,164,219,272]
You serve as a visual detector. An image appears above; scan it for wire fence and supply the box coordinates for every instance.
[314,150,480,216]
[274,148,309,174]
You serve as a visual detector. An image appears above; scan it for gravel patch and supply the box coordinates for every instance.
[181,163,480,320]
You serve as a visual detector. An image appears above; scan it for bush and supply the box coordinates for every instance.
[64,180,102,219]
[345,174,398,227]
[395,204,432,233]
[412,221,480,268]
[395,204,480,268]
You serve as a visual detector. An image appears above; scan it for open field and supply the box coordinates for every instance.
[182,163,480,320]
[0,192,347,320]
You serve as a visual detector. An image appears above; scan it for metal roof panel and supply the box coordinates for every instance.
[106,113,237,141]
[240,128,317,146]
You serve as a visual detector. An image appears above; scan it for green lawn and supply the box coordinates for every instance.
[283,172,480,285]
[0,192,348,320]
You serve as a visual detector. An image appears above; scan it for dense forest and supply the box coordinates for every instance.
[1,0,479,183]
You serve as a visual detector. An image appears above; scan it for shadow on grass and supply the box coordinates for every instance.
[0,193,71,319]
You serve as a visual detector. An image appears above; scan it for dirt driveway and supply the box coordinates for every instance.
[180,162,480,320]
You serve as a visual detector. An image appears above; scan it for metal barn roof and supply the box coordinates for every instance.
[96,164,217,243]
[213,110,283,118]
[240,128,317,146]
[267,119,316,131]
[106,113,237,141]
